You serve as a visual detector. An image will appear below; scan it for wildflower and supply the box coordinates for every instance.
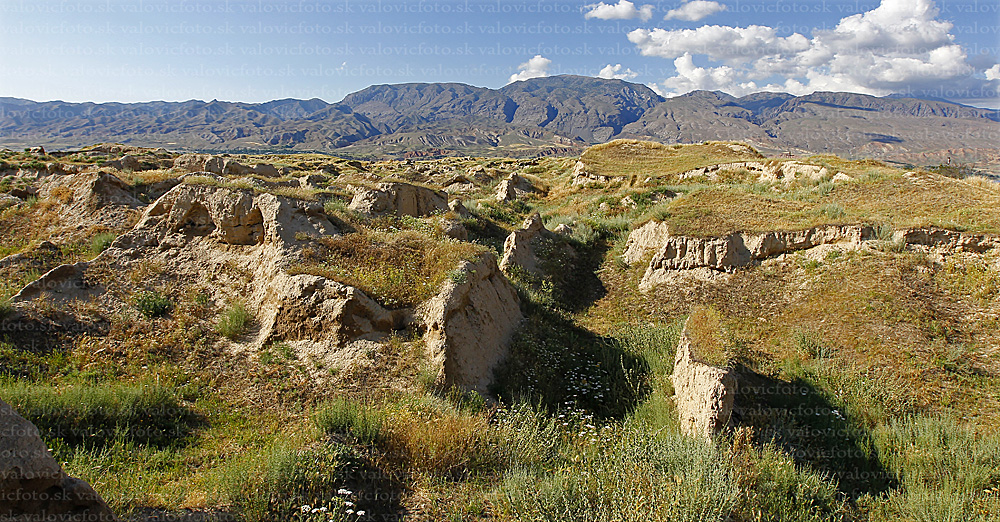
[301,505,312,513]
[345,501,355,507]
[357,511,366,516]
[337,488,352,495]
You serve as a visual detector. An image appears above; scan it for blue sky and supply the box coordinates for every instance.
[1,0,998,106]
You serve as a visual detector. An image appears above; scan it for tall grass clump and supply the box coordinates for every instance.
[214,441,374,522]
[314,397,384,444]
[88,231,117,256]
[215,301,252,340]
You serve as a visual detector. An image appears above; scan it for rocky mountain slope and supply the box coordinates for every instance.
[1,140,999,521]
[3,76,998,166]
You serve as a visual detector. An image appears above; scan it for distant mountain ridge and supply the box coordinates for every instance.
[2,75,998,163]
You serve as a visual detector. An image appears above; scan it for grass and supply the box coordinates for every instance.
[865,416,1000,521]
[215,301,252,340]
[314,397,385,444]
[580,139,764,182]
[292,229,485,308]
[684,305,732,367]
[4,144,999,521]
[89,231,117,255]
[0,382,197,447]
[134,290,172,318]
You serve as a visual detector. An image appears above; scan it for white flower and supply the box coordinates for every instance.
[357,511,366,517]
[345,501,355,507]
[301,505,312,513]
[337,488,352,495]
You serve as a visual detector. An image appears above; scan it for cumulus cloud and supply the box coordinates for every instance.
[628,25,810,64]
[634,0,987,99]
[987,64,1000,81]
[663,1,726,22]
[584,0,654,22]
[508,55,552,83]
[598,64,639,80]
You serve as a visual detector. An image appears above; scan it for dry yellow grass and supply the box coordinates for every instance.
[580,139,764,180]
[684,305,730,366]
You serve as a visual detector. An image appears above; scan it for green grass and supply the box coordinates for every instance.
[89,232,117,256]
[134,290,172,318]
[314,398,385,444]
[215,301,252,340]
[0,382,197,447]
[866,416,1000,521]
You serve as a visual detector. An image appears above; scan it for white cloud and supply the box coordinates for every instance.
[598,64,639,80]
[584,0,654,22]
[508,55,552,83]
[663,1,726,22]
[632,0,984,98]
[628,25,810,64]
[987,64,1000,81]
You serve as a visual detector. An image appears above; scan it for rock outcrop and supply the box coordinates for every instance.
[1,399,118,521]
[670,318,737,440]
[499,213,547,275]
[173,154,277,178]
[494,174,538,202]
[348,182,448,217]
[259,274,410,347]
[499,213,576,279]
[419,253,522,395]
[677,161,829,183]
[627,221,1000,290]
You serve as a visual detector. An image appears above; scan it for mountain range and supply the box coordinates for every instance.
[2,75,998,165]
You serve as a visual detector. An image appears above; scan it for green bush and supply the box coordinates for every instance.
[134,290,172,318]
[215,302,251,340]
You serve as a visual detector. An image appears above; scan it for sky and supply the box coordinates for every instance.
[1,0,998,107]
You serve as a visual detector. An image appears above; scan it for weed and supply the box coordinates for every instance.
[215,301,251,340]
[446,268,468,285]
[134,290,171,318]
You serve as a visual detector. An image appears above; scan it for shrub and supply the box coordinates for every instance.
[134,290,171,318]
[216,301,251,340]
